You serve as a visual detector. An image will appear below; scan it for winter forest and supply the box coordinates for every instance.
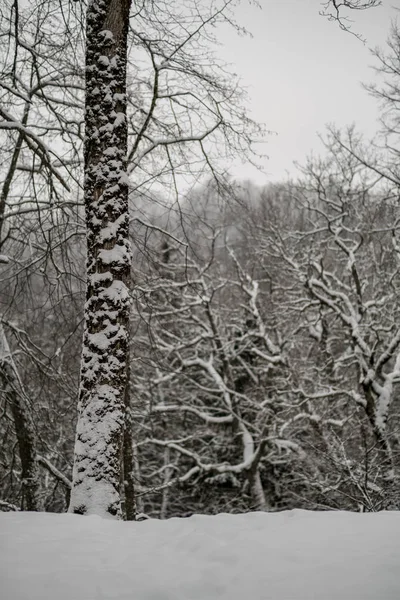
[1,0,400,530]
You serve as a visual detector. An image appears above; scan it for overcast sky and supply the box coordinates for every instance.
[217,0,399,184]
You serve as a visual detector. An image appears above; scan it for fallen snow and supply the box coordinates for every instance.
[1,510,399,600]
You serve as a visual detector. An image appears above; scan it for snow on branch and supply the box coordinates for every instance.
[37,456,71,490]
[0,108,70,191]
[0,499,20,511]
[152,404,233,424]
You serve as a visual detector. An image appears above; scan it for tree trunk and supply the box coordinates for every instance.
[249,468,269,511]
[363,383,396,504]
[160,447,172,519]
[69,0,132,518]
[122,362,136,520]
[0,323,41,511]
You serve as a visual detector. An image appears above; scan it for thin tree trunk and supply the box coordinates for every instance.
[123,361,136,520]
[0,323,41,511]
[69,0,132,518]
[132,443,144,516]
[0,73,40,513]
[249,468,269,512]
[122,415,136,520]
[160,447,172,519]
[363,383,396,503]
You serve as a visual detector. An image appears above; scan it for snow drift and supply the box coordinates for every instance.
[1,509,399,599]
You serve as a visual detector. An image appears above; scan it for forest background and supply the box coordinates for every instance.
[1,0,400,519]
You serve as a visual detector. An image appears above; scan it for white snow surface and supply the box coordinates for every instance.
[1,509,399,600]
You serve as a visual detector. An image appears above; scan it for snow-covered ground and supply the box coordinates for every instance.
[1,509,399,599]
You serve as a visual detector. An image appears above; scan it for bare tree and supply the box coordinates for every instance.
[68,0,133,518]
[321,0,382,39]
[0,323,41,511]
[0,0,84,511]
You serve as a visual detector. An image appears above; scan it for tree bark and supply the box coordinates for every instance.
[0,323,41,511]
[363,383,396,500]
[69,0,132,518]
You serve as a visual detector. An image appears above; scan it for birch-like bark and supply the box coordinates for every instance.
[69,0,132,518]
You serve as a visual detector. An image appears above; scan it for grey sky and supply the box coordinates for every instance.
[217,0,399,184]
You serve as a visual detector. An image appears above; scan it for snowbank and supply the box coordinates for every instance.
[1,510,399,599]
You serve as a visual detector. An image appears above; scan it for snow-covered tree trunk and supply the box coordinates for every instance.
[0,324,41,511]
[363,374,399,508]
[69,0,132,518]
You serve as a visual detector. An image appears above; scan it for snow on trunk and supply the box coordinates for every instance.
[362,353,400,506]
[69,0,132,518]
